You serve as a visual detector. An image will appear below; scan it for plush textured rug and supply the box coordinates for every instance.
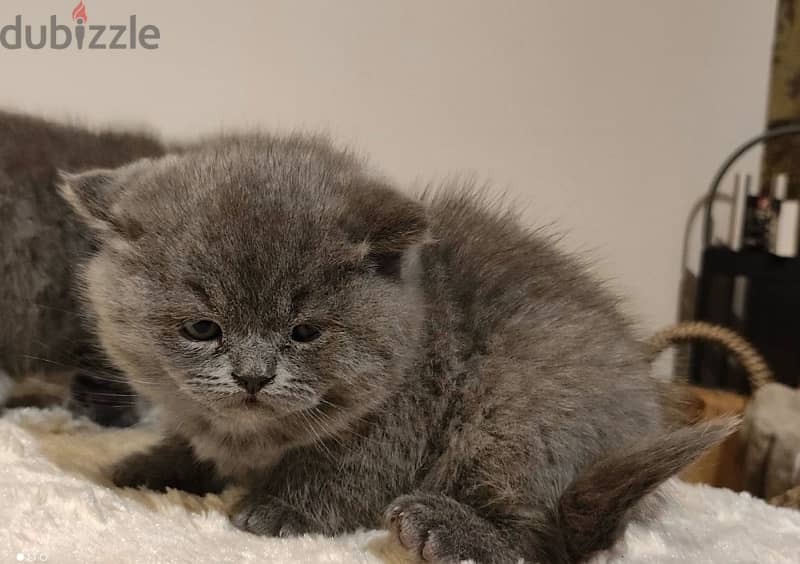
[1,407,800,564]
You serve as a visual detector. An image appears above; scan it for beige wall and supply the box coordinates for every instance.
[0,0,775,331]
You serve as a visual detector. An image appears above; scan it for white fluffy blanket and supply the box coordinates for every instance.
[1,407,800,564]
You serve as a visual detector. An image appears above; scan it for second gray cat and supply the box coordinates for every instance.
[60,134,730,563]
[0,110,164,426]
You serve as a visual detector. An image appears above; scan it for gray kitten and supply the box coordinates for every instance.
[0,110,164,426]
[61,134,730,563]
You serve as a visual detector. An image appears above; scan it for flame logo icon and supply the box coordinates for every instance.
[71,1,88,24]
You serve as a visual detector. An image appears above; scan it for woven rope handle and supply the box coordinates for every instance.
[647,320,773,391]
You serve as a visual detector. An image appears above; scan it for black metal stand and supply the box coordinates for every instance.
[691,246,800,392]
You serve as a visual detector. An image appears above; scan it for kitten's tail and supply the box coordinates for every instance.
[547,418,738,563]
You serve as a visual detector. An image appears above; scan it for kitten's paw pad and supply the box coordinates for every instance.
[232,498,310,537]
[384,496,460,563]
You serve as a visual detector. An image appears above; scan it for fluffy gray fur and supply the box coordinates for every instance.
[61,134,731,563]
[0,110,164,426]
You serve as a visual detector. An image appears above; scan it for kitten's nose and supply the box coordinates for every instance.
[232,373,273,395]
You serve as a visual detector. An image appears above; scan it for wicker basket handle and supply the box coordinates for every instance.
[647,320,773,391]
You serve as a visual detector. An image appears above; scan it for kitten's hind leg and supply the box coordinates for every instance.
[0,368,12,417]
[110,435,226,495]
[0,368,13,405]
[68,347,141,428]
[384,493,523,564]
[69,371,140,428]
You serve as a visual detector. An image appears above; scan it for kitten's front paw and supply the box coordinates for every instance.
[232,496,311,537]
[109,438,224,494]
[110,453,170,491]
[385,495,465,563]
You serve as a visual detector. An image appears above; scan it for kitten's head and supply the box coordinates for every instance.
[60,135,427,432]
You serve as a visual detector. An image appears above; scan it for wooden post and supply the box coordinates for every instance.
[763,0,800,198]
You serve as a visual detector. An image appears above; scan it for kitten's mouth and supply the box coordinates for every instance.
[201,391,270,412]
[196,388,301,418]
[230,392,280,412]
[242,395,261,407]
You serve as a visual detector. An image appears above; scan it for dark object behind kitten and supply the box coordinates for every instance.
[61,134,732,563]
[0,110,164,426]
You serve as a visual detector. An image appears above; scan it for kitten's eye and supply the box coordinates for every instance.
[291,324,321,343]
[181,320,222,341]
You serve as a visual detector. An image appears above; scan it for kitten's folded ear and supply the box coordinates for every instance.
[346,183,429,278]
[59,168,124,233]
